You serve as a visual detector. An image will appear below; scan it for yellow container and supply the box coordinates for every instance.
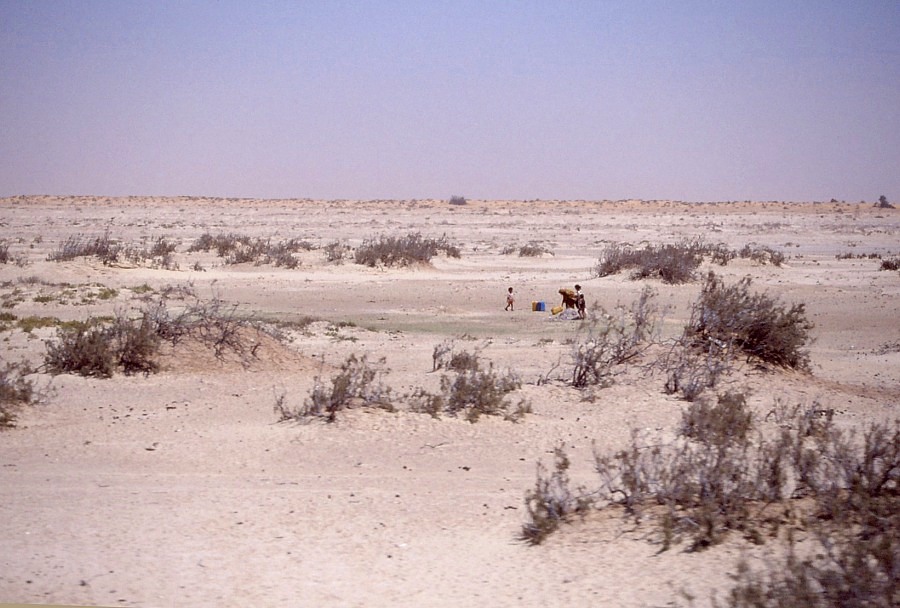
[551,305,564,315]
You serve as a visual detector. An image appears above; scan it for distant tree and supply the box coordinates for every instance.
[875,195,894,209]
[449,195,467,206]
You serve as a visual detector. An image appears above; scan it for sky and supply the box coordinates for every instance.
[1,1,898,202]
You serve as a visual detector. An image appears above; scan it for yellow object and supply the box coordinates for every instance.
[551,305,564,315]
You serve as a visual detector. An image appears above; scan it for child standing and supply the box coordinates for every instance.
[505,287,515,311]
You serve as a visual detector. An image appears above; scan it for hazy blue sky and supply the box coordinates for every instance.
[2,1,898,202]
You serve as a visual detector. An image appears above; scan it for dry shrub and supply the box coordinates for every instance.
[431,339,481,372]
[413,347,528,422]
[354,232,461,267]
[111,237,179,269]
[44,321,118,378]
[48,232,116,263]
[277,354,393,423]
[188,232,309,268]
[680,391,754,446]
[521,446,593,545]
[439,363,525,422]
[570,286,660,389]
[662,339,733,401]
[522,400,899,581]
[685,272,813,370]
[738,243,786,266]
[0,360,38,428]
[44,314,160,377]
[879,257,899,271]
[323,241,350,264]
[515,242,553,257]
[448,195,467,206]
[595,242,703,284]
[718,420,900,607]
[44,294,265,377]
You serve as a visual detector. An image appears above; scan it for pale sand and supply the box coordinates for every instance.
[1,196,897,607]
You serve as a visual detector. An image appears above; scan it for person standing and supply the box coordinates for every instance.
[505,287,515,311]
[575,284,586,319]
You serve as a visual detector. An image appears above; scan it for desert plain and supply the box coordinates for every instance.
[0,195,898,607]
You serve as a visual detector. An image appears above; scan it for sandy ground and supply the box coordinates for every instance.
[1,196,898,607]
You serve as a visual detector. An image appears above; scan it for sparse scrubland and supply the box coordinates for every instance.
[1,197,897,607]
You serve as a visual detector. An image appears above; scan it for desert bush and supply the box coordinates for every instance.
[516,242,553,257]
[438,363,525,422]
[44,322,117,378]
[187,232,220,253]
[43,313,159,378]
[879,257,899,271]
[44,293,264,377]
[570,286,661,389]
[684,272,813,370]
[595,242,703,284]
[588,424,769,551]
[281,354,393,423]
[189,233,307,268]
[49,233,179,269]
[109,314,161,375]
[431,339,482,372]
[661,338,733,401]
[875,195,894,209]
[680,391,754,447]
[48,232,117,263]
[448,195,467,206]
[719,532,900,608]
[0,360,38,428]
[521,446,593,545]
[718,420,900,607]
[738,244,785,266]
[323,241,350,264]
[354,232,461,267]
[415,347,528,422]
[524,396,899,561]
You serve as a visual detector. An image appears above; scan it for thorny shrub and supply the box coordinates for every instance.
[717,420,900,608]
[679,391,754,447]
[879,256,900,271]
[354,232,461,267]
[48,232,116,263]
[570,286,661,390]
[0,360,40,428]
[43,314,160,377]
[522,400,899,577]
[685,272,813,370]
[277,354,394,423]
[43,292,266,377]
[661,338,733,402]
[188,232,311,268]
[48,233,179,269]
[323,241,351,264]
[738,244,785,267]
[520,446,593,545]
[431,339,482,372]
[413,347,529,422]
[502,242,553,257]
[595,241,704,284]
